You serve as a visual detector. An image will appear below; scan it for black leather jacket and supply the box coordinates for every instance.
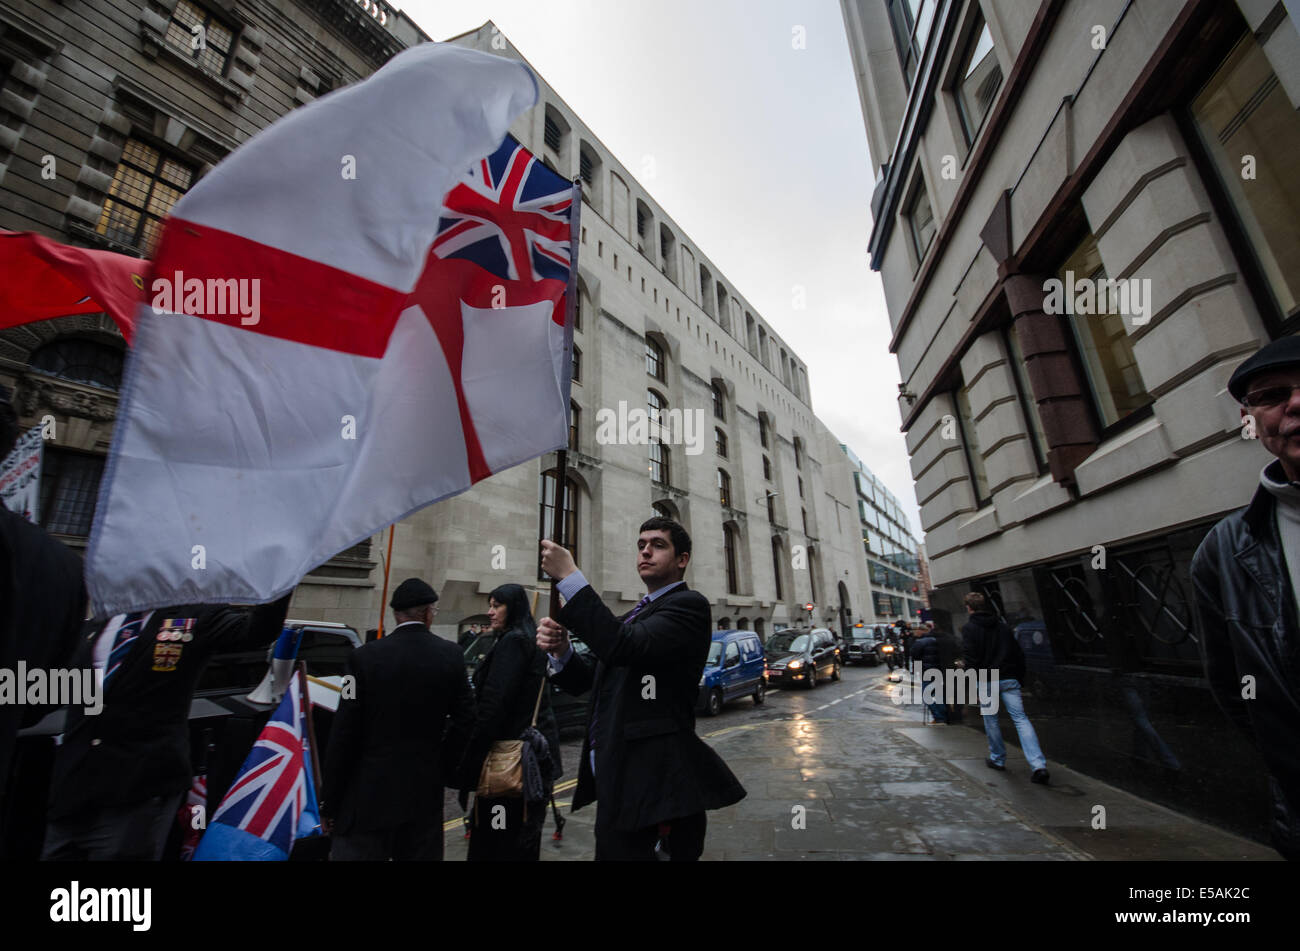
[1191,476,1300,860]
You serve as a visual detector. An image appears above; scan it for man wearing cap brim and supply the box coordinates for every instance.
[1191,336,1300,860]
[322,577,474,860]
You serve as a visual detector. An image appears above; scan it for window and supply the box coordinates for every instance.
[538,470,578,580]
[29,338,124,390]
[652,501,674,520]
[771,537,784,600]
[794,437,803,470]
[645,338,665,380]
[798,476,804,499]
[165,0,234,75]
[904,173,936,264]
[1059,233,1152,430]
[544,115,562,153]
[762,455,771,481]
[766,493,776,523]
[569,401,580,452]
[759,414,770,448]
[39,449,105,537]
[715,427,728,458]
[955,10,1002,146]
[801,508,808,535]
[1003,325,1048,472]
[575,289,585,332]
[636,206,647,238]
[724,524,739,595]
[96,138,194,255]
[955,383,991,506]
[886,0,936,89]
[648,390,670,484]
[571,345,581,383]
[1189,31,1300,324]
[712,383,726,421]
[717,469,731,508]
[579,149,593,186]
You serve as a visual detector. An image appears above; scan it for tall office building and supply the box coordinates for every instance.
[840,0,1300,844]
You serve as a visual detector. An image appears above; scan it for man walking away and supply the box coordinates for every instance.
[910,625,946,723]
[322,578,475,861]
[960,593,1048,784]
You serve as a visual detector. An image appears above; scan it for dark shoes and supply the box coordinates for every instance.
[1031,768,1050,785]
[986,758,1006,771]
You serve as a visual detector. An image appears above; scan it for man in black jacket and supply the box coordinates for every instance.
[42,593,293,860]
[909,625,946,723]
[1192,337,1300,860]
[0,395,86,824]
[538,516,745,861]
[322,578,475,861]
[960,593,1048,783]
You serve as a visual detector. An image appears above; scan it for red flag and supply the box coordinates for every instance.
[0,230,146,342]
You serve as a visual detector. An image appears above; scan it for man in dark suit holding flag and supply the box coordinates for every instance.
[538,516,745,860]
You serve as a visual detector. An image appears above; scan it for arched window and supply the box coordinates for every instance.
[652,501,675,520]
[29,338,125,390]
[763,455,772,481]
[793,436,804,470]
[538,469,579,581]
[759,413,770,448]
[723,523,739,595]
[645,338,665,380]
[569,401,580,452]
[717,468,731,507]
[571,345,582,383]
[712,382,726,421]
[798,476,804,498]
[715,427,727,458]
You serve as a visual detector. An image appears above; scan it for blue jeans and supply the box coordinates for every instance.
[980,678,1046,771]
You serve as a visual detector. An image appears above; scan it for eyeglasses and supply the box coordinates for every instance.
[1243,384,1300,409]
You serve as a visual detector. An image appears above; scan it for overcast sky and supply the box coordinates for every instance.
[402,0,922,539]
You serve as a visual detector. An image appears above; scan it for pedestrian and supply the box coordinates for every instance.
[41,593,293,860]
[322,578,474,860]
[456,583,561,861]
[458,624,477,649]
[0,393,86,823]
[1191,337,1300,860]
[960,592,1049,783]
[909,625,947,723]
[537,516,745,861]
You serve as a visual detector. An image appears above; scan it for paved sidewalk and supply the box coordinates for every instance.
[444,669,1278,861]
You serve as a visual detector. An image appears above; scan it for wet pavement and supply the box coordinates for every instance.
[443,664,1278,861]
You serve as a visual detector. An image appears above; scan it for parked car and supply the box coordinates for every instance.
[463,631,591,735]
[764,628,840,689]
[698,630,766,715]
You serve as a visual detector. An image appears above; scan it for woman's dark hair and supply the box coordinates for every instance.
[639,516,691,557]
[489,583,537,639]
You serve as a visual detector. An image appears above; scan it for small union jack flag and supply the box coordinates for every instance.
[193,670,319,861]
[432,135,574,284]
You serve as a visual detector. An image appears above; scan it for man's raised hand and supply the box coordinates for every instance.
[537,616,571,658]
[540,539,577,581]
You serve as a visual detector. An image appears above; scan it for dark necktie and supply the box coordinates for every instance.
[104,611,148,688]
[589,593,653,759]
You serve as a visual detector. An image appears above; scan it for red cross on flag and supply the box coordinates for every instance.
[84,43,578,616]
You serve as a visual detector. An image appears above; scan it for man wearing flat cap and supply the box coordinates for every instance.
[1192,336,1300,860]
[322,578,474,860]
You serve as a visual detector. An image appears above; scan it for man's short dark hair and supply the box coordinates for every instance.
[964,591,988,612]
[0,393,18,460]
[639,515,691,557]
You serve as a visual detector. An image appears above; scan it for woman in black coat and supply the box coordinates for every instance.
[457,583,562,861]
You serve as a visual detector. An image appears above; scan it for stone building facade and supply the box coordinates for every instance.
[841,0,1300,843]
[1,3,882,644]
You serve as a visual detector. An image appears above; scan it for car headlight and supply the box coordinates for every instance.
[787,659,803,669]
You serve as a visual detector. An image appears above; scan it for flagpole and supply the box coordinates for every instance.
[297,660,323,793]
[549,178,582,620]
[377,523,395,638]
